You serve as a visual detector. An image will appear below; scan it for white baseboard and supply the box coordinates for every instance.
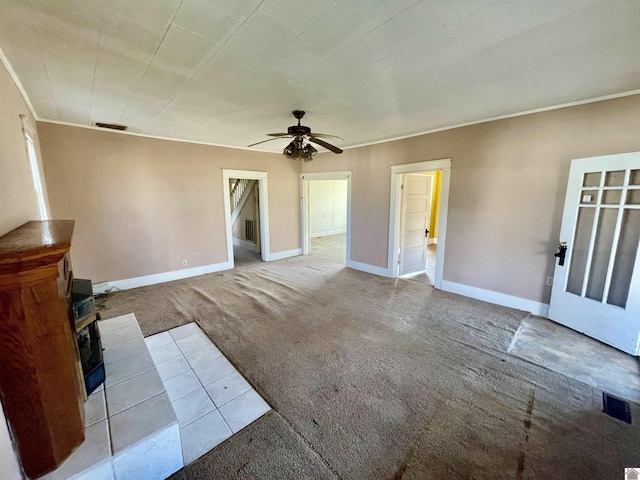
[440,280,550,317]
[428,238,438,245]
[265,248,303,261]
[232,237,260,252]
[346,259,393,277]
[93,261,233,294]
[311,228,346,238]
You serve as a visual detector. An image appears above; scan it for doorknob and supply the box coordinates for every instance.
[554,242,568,266]
[425,229,429,238]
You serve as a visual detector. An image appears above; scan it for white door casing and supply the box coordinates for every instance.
[388,158,451,285]
[222,169,269,265]
[399,174,432,276]
[549,152,640,355]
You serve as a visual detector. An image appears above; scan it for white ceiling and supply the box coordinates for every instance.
[1,0,639,151]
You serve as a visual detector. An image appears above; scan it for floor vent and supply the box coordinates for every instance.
[245,219,255,242]
[602,392,632,424]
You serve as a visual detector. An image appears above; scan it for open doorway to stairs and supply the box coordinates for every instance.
[222,170,270,268]
[301,171,352,266]
[388,159,451,287]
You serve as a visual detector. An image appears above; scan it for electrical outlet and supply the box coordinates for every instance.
[546,276,553,286]
[183,260,188,266]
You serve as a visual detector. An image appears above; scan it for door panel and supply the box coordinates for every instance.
[549,152,640,355]
[399,174,432,276]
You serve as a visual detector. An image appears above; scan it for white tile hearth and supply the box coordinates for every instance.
[164,370,201,402]
[217,390,271,433]
[183,342,222,368]
[44,314,183,480]
[180,410,232,465]
[43,316,270,479]
[145,322,272,466]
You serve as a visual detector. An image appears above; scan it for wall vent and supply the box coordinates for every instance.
[245,219,255,242]
[95,122,128,131]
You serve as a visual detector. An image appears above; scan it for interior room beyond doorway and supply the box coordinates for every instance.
[308,179,348,265]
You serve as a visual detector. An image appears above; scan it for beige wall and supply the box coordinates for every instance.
[38,123,300,283]
[0,58,37,480]
[0,59,46,237]
[303,94,640,304]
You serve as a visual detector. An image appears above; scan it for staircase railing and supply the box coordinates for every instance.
[230,178,249,212]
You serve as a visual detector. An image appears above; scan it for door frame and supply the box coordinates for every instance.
[222,169,270,266]
[388,159,451,287]
[300,171,352,265]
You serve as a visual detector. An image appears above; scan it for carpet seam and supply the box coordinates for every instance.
[269,409,343,480]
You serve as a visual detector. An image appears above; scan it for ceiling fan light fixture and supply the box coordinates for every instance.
[283,140,296,157]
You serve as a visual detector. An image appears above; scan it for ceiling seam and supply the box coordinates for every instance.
[116,0,186,124]
[138,0,266,132]
[87,29,101,126]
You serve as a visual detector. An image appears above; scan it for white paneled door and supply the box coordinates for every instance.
[399,174,432,277]
[549,152,640,355]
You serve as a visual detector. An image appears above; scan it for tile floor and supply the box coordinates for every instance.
[41,315,269,479]
[144,322,271,466]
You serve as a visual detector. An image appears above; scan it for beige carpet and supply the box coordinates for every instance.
[310,233,346,265]
[96,255,640,479]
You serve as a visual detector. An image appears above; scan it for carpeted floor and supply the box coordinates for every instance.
[310,233,346,265]
[233,245,261,267]
[96,254,640,480]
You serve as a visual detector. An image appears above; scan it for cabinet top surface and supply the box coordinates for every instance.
[0,220,75,258]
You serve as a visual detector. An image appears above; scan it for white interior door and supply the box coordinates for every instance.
[549,152,640,355]
[399,174,432,276]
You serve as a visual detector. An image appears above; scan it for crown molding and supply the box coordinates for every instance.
[37,119,281,154]
[4,43,638,154]
[343,89,640,151]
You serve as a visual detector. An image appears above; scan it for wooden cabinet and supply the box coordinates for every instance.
[0,220,84,478]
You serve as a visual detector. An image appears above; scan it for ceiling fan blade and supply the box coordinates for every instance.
[247,137,291,147]
[309,133,345,142]
[266,133,291,137]
[308,137,343,154]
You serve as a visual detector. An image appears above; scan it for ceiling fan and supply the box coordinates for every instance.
[248,110,343,161]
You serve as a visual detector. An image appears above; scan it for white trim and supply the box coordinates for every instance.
[34,90,640,154]
[390,159,452,174]
[388,159,451,288]
[92,261,233,294]
[223,169,270,267]
[264,248,302,261]
[300,172,352,264]
[428,238,437,245]
[441,280,550,317]
[0,47,38,120]
[39,119,282,154]
[232,237,260,252]
[344,90,640,150]
[346,259,393,277]
[311,228,346,238]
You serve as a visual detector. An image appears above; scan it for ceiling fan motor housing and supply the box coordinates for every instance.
[287,125,311,136]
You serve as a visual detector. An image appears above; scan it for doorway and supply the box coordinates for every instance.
[222,169,270,268]
[388,159,451,287]
[301,172,352,265]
